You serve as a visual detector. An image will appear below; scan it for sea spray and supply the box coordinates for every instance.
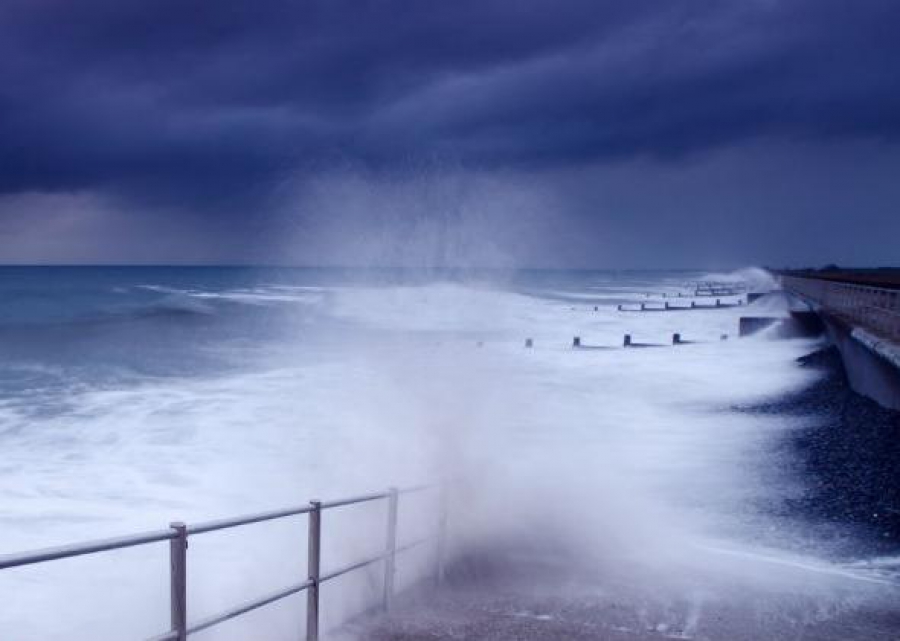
[0,268,896,639]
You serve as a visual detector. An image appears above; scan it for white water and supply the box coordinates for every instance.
[0,271,896,639]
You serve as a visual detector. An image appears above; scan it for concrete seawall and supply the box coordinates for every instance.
[779,274,900,411]
[817,313,900,411]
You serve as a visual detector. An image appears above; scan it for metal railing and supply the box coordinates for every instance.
[0,484,445,641]
[781,275,900,343]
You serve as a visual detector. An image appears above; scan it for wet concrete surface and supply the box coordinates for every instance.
[340,345,900,641]
[339,547,900,641]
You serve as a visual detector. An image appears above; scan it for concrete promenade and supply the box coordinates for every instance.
[344,544,900,641]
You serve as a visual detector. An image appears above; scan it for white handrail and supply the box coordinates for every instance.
[0,483,444,641]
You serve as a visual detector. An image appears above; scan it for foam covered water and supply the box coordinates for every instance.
[0,267,895,639]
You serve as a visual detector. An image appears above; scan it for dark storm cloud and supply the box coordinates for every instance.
[1,0,899,208]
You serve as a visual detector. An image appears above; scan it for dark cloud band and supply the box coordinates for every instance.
[1,0,898,207]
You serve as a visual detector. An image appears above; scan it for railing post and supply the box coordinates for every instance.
[436,484,448,586]
[169,522,188,641]
[383,488,399,612]
[307,500,322,641]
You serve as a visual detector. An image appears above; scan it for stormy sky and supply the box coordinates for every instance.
[1,0,898,267]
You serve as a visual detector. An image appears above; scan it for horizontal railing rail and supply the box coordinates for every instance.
[781,275,900,343]
[186,578,315,637]
[0,483,446,641]
[0,528,178,570]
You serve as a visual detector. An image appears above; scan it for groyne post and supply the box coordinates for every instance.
[525,338,533,348]
[307,500,322,641]
[383,488,399,612]
[673,333,681,345]
[169,522,188,641]
[436,484,448,585]
[573,337,581,347]
[624,334,631,347]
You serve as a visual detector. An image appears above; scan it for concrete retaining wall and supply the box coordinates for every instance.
[819,312,900,411]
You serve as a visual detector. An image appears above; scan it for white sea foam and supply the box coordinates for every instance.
[0,271,895,639]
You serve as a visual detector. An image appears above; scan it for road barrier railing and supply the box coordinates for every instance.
[0,483,445,641]
[781,275,900,343]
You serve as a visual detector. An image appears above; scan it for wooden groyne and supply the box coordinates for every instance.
[618,299,745,312]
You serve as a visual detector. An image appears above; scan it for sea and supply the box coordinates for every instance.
[0,266,896,639]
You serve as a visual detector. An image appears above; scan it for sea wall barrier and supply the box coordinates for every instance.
[781,274,900,410]
[781,276,900,345]
[0,484,446,641]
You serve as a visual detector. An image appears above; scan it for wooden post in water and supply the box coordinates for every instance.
[573,336,581,347]
[624,334,631,347]
[525,338,533,348]
[673,333,681,345]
